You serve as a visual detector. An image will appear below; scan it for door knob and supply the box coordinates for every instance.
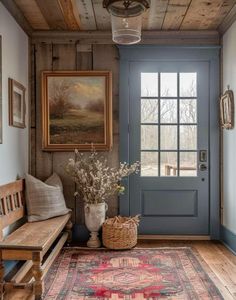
[199,164,207,171]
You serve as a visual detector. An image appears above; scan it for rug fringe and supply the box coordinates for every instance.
[64,246,193,250]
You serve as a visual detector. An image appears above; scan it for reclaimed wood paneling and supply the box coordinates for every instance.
[181,0,236,30]
[58,0,80,30]
[35,43,53,180]
[75,44,93,224]
[30,45,36,129]
[76,44,93,70]
[31,41,120,225]
[92,0,111,30]
[162,0,191,30]
[143,0,169,30]
[8,0,236,32]
[93,44,119,217]
[52,44,77,223]
[14,0,49,30]
[30,44,36,176]
[30,128,36,177]
[35,0,67,30]
[72,0,97,30]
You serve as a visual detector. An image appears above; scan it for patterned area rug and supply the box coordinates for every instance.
[44,248,223,299]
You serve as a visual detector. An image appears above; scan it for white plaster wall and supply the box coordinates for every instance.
[0,3,29,185]
[223,20,236,234]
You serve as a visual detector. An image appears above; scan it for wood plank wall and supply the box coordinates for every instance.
[30,42,119,225]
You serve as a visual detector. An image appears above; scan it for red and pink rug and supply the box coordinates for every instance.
[44,248,223,299]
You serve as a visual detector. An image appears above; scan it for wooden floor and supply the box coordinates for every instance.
[4,240,236,300]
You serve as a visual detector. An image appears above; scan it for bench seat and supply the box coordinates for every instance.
[0,179,72,299]
[0,214,70,251]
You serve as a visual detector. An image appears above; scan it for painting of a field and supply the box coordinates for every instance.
[42,71,112,151]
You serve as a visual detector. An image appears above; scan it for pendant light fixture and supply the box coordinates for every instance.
[103,0,150,45]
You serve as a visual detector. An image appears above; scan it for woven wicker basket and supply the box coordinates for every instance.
[102,215,140,250]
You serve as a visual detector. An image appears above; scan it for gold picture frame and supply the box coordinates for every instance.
[9,78,26,129]
[42,71,112,151]
[220,89,234,130]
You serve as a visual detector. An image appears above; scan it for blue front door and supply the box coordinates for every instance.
[127,60,211,235]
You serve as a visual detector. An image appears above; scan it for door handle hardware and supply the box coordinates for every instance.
[199,164,207,171]
[199,150,207,162]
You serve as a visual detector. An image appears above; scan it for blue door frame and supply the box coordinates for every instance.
[118,46,220,239]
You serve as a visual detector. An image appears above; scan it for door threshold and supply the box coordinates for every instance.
[138,235,211,240]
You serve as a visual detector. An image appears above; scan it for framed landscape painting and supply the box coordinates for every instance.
[42,71,112,151]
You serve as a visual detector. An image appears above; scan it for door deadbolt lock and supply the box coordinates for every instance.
[199,163,207,171]
[199,150,207,162]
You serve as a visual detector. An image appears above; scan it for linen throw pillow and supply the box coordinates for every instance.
[25,173,71,222]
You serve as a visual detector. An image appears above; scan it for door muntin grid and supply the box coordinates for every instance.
[141,72,198,177]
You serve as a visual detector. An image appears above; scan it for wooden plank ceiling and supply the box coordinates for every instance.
[13,0,236,31]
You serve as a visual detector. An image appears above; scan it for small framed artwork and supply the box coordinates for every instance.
[0,36,2,143]
[220,89,234,130]
[9,78,26,128]
[41,71,112,151]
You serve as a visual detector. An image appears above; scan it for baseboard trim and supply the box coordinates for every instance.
[220,225,236,254]
[138,235,211,240]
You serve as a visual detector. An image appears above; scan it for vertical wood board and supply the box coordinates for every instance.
[35,43,53,180]
[92,0,111,30]
[72,0,97,30]
[52,44,77,223]
[74,44,93,224]
[14,0,49,30]
[35,0,67,30]
[93,44,120,216]
[76,44,93,70]
[58,0,80,30]
[143,0,169,30]
[162,0,192,30]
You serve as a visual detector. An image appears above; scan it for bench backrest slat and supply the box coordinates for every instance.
[0,180,25,240]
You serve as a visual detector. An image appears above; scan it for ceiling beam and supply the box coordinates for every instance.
[218,3,236,35]
[31,30,220,45]
[1,0,33,35]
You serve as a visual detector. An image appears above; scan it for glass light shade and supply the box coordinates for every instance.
[111,14,142,45]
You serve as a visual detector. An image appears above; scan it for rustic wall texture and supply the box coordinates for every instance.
[30,43,119,225]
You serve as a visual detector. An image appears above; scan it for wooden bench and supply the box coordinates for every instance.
[0,179,72,300]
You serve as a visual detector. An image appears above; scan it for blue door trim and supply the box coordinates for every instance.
[118,46,220,239]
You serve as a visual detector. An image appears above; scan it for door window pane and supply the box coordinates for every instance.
[140,71,199,177]
[160,152,177,176]
[141,99,158,123]
[141,152,158,176]
[160,99,177,123]
[180,125,197,150]
[141,73,158,97]
[141,125,158,150]
[180,73,197,97]
[161,73,177,97]
[160,126,177,150]
[180,152,197,176]
[180,99,197,123]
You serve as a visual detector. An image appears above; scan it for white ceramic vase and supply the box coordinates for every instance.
[84,202,108,248]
